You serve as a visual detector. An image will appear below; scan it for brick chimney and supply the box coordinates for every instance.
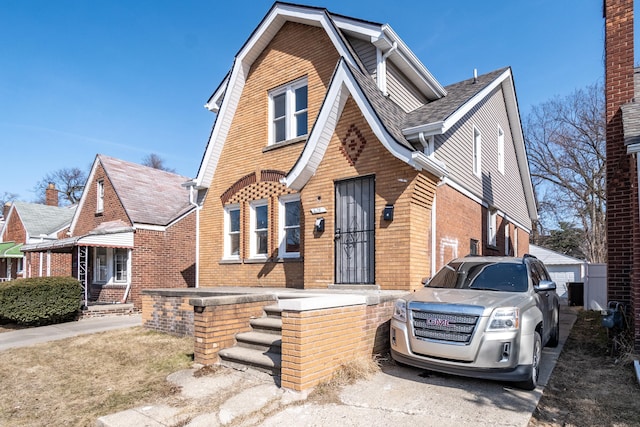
[45,182,59,207]
[2,202,10,220]
[604,0,639,350]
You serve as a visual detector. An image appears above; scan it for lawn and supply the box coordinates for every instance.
[0,327,193,427]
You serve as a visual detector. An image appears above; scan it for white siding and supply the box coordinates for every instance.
[387,61,427,112]
[348,36,377,77]
[434,87,530,227]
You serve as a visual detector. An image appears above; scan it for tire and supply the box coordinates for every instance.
[515,331,541,390]
[547,308,560,348]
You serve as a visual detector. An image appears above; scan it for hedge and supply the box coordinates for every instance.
[0,277,83,325]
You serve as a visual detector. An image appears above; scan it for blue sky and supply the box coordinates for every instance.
[0,0,615,201]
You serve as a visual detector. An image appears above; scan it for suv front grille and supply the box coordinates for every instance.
[411,310,479,344]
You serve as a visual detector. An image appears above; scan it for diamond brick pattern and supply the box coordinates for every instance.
[340,123,367,166]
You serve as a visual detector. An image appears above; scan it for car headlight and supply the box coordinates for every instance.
[393,299,407,322]
[487,307,519,331]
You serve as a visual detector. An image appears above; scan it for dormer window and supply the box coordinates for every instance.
[269,77,308,145]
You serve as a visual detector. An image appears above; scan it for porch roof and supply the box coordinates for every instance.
[0,242,22,258]
[21,230,135,253]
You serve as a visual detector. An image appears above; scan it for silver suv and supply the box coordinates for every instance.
[390,255,560,390]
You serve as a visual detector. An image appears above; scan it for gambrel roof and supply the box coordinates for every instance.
[195,2,537,222]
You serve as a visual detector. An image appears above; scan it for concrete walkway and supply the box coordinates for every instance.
[97,304,577,427]
[0,314,141,351]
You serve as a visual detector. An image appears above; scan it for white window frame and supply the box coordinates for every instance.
[93,247,130,285]
[278,194,301,258]
[223,204,241,260]
[268,77,308,145]
[96,180,105,213]
[250,199,269,259]
[487,209,498,248]
[497,126,505,174]
[473,125,482,177]
[504,220,510,255]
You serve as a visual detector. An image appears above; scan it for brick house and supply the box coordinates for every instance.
[0,184,75,281]
[605,0,640,351]
[190,2,536,292]
[21,155,197,309]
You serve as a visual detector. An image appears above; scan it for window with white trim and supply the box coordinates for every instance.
[224,204,241,259]
[93,247,130,284]
[497,126,505,174]
[473,126,482,177]
[279,195,301,257]
[488,209,497,247]
[97,180,105,213]
[269,78,308,145]
[250,200,269,257]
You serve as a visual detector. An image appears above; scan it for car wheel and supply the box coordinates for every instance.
[547,307,560,348]
[516,331,541,390]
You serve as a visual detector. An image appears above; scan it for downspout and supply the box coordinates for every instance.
[431,194,437,277]
[377,41,398,95]
[184,181,200,288]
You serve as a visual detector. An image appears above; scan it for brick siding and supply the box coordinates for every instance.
[604,0,640,349]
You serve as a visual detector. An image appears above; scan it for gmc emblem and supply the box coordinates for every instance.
[427,318,450,327]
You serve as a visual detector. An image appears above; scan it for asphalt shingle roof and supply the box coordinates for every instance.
[13,201,76,237]
[403,67,509,129]
[98,155,194,226]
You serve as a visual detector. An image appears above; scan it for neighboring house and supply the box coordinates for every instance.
[605,0,640,350]
[21,155,197,309]
[190,2,536,292]
[0,185,75,281]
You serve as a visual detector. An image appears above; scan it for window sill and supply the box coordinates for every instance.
[263,135,307,152]
[220,258,242,264]
[220,257,303,264]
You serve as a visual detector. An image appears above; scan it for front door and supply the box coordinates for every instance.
[335,176,375,284]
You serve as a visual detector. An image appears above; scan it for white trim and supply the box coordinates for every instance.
[497,125,505,175]
[223,204,241,260]
[96,179,104,213]
[284,60,447,190]
[269,77,308,145]
[473,125,482,178]
[487,208,497,247]
[278,194,301,258]
[249,199,269,259]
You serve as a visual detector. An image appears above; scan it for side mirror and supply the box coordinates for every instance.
[421,277,430,285]
[535,280,556,292]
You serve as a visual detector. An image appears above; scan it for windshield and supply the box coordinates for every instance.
[426,260,528,292]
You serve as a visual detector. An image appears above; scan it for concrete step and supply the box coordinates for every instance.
[236,331,282,352]
[218,346,281,375]
[250,317,282,335]
[263,304,282,318]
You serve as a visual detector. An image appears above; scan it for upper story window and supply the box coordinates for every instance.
[473,126,482,177]
[497,126,505,174]
[279,195,301,258]
[269,77,308,145]
[96,180,105,213]
[250,200,269,257]
[224,204,241,259]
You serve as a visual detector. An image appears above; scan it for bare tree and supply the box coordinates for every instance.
[34,167,87,205]
[524,83,606,263]
[141,153,175,173]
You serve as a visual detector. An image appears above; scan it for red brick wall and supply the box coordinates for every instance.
[73,162,132,235]
[24,252,73,279]
[604,0,640,349]
[127,213,196,308]
[2,208,26,243]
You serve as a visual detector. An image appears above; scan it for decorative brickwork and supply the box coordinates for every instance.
[340,123,367,166]
[221,172,257,204]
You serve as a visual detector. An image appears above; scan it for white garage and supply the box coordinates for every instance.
[529,244,607,310]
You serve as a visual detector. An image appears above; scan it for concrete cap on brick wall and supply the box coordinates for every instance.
[189,294,276,307]
[278,294,367,312]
